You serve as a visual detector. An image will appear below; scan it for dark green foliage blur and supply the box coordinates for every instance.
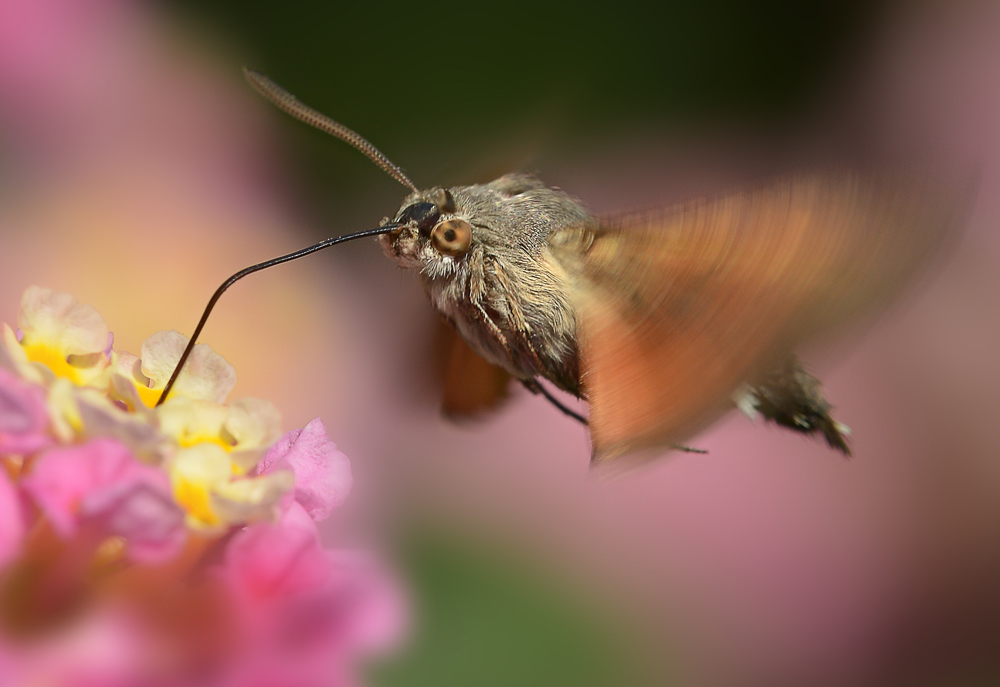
[175,0,882,128]
[170,0,886,217]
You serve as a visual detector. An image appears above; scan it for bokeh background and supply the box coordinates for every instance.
[1,0,999,685]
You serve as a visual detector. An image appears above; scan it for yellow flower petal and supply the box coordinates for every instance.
[211,470,295,524]
[224,398,281,451]
[1,324,45,384]
[20,340,109,387]
[7,289,111,387]
[19,286,109,357]
[140,331,236,404]
[170,444,232,529]
[157,397,232,449]
[47,378,83,441]
[76,390,171,465]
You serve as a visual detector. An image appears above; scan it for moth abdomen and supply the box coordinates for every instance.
[742,356,852,456]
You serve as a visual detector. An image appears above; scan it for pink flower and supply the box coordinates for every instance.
[0,286,404,686]
[219,503,405,687]
[256,418,352,522]
[0,364,52,456]
[0,470,25,570]
[0,607,154,687]
[224,503,330,601]
[21,438,185,564]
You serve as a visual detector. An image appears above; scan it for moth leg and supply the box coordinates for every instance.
[523,380,706,452]
[672,444,708,454]
[522,378,588,425]
[467,246,513,352]
[491,261,549,372]
[473,300,511,350]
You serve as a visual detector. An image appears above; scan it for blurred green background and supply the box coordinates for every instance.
[370,530,658,687]
[163,1,888,684]
[172,0,886,221]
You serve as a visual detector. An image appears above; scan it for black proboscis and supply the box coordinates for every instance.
[155,224,399,407]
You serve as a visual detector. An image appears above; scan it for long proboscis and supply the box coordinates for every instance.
[155,224,399,407]
[244,68,419,194]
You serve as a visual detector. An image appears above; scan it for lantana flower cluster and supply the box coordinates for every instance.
[0,287,401,686]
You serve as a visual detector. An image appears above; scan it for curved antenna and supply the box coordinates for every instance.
[155,224,400,406]
[244,68,419,194]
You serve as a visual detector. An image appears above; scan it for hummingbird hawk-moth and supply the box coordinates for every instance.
[157,69,963,464]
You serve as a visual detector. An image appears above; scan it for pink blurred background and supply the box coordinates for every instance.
[1,1,999,685]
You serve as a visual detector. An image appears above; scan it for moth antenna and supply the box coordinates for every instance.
[244,68,419,194]
[155,224,400,407]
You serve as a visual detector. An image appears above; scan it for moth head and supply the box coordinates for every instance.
[379,188,473,273]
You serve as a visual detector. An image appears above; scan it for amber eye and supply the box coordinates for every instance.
[430,219,472,257]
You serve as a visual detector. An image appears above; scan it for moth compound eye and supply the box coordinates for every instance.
[431,219,472,257]
[396,202,440,236]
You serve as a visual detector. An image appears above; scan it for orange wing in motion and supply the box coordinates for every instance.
[550,171,966,462]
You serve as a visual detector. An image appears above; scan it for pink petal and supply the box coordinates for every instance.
[21,438,185,563]
[0,607,152,687]
[80,475,185,565]
[0,365,51,456]
[224,502,328,600]
[220,503,406,681]
[256,418,352,522]
[21,439,126,537]
[323,550,408,655]
[0,469,25,569]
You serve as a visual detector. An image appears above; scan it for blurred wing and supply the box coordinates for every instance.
[434,320,512,417]
[549,171,964,462]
